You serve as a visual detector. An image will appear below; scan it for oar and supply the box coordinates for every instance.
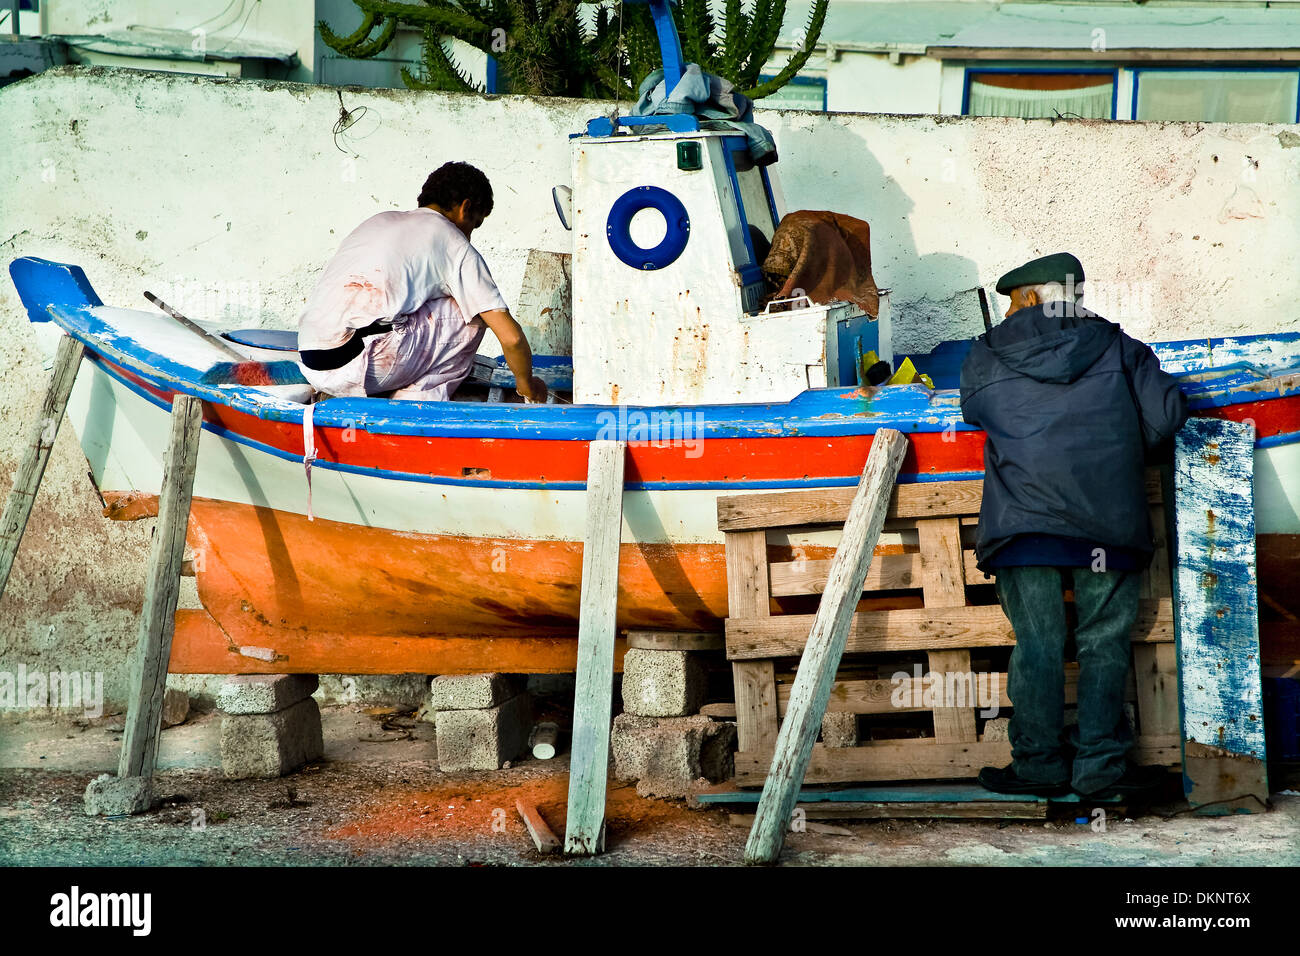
[143,291,247,362]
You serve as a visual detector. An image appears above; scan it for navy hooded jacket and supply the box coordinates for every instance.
[959,303,1189,571]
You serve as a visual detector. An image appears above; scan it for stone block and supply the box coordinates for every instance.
[161,687,190,728]
[612,713,736,798]
[434,694,532,772]
[820,711,859,748]
[317,674,429,708]
[621,649,705,717]
[84,774,153,816]
[220,698,323,778]
[428,673,524,712]
[983,717,1010,741]
[217,674,318,716]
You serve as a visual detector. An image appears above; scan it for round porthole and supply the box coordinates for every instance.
[606,186,691,271]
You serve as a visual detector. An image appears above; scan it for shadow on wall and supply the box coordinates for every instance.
[770,115,985,355]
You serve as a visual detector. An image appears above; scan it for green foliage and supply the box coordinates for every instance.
[318,0,828,100]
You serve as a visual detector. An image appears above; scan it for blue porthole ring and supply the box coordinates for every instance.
[606,186,691,271]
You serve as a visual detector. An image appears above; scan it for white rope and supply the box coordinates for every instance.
[302,400,318,521]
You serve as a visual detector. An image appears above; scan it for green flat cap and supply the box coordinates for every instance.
[995,252,1084,295]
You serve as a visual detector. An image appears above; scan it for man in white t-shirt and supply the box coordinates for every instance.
[297,161,547,403]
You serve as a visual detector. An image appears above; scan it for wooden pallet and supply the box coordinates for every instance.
[719,470,1181,789]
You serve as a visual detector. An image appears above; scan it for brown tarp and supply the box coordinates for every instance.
[762,210,879,317]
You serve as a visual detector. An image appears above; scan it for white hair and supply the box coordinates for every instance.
[1028,280,1085,317]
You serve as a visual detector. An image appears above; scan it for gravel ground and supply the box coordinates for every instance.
[2,707,1297,867]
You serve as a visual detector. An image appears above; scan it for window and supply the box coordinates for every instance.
[965,70,1116,119]
[1134,69,1300,123]
[755,74,827,111]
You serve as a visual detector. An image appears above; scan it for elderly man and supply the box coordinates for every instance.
[960,253,1188,799]
[297,161,546,403]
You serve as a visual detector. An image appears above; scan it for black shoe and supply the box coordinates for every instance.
[1075,765,1169,801]
[978,764,1071,797]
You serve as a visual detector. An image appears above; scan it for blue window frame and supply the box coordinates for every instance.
[962,66,1119,120]
[1130,66,1300,124]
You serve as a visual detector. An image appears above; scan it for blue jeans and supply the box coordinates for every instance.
[994,566,1139,793]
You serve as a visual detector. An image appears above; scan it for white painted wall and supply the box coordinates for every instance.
[1,65,1298,706]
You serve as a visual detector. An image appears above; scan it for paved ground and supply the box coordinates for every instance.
[1,706,1297,867]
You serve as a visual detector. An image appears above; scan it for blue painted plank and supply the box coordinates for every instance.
[694,785,1123,805]
[1171,417,1269,814]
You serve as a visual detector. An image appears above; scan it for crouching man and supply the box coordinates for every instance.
[960,253,1188,800]
[297,161,546,403]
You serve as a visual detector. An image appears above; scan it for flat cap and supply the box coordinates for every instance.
[995,252,1084,295]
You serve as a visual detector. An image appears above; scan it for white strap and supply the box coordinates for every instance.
[303,401,318,521]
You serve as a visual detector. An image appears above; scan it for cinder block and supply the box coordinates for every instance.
[220,698,323,778]
[820,711,859,748]
[621,649,705,717]
[84,774,153,816]
[217,674,318,715]
[317,674,429,708]
[612,713,736,798]
[435,694,532,771]
[428,673,524,713]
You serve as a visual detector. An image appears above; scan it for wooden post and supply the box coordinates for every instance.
[1170,417,1268,814]
[564,439,626,855]
[744,429,908,864]
[917,517,977,742]
[118,394,204,780]
[0,334,84,600]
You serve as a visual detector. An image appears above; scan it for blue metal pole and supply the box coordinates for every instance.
[627,0,685,89]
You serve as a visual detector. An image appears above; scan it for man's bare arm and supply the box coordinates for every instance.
[479,308,547,402]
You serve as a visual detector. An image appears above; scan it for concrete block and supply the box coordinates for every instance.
[612,713,736,799]
[83,774,153,816]
[428,673,524,712]
[161,687,190,728]
[983,717,1010,741]
[820,711,859,748]
[434,694,532,772]
[621,649,705,717]
[220,698,323,778]
[317,674,429,708]
[217,674,318,716]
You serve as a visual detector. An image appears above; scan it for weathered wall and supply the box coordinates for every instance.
[1,66,1297,710]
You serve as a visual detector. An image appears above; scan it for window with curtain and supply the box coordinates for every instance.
[966,71,1115,119]
[1135,70,1299,123]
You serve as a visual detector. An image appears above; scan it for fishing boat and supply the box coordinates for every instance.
[7,3,1298,677]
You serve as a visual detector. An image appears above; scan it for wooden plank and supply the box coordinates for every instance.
[745,428,908,865]
[726,599,1175,660]
[1132,643,1180,737]
[170,608,630,675]
[917,518,977,743]
[735,736,1181,786]
[701,663,1136,718]
[1171,418,1268,814]
[717,478,980,533]
[564,440,625,855]
[0,335,84,600]
[770,552,919,597]
[625,630,723,651]
[726,529,779,754]
[729,801,1046,822]
[119,394,203,780]
[963,550,995,586]
[719,469,1163,534]
[516,799,561,854]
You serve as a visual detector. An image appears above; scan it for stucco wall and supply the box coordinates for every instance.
[1,66,1297,710]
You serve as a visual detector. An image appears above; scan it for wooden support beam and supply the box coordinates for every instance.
[727,528,779,754]
[744,428,908,865]
[564,440,625,855]
[0,334,84,600]
[1171,418,1268,814]
[119,395,203,782]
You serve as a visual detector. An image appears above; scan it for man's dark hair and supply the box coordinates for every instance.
[417,162,493,217]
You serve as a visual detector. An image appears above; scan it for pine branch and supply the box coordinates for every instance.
[318,10,380,55]
[349,16,399,59]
